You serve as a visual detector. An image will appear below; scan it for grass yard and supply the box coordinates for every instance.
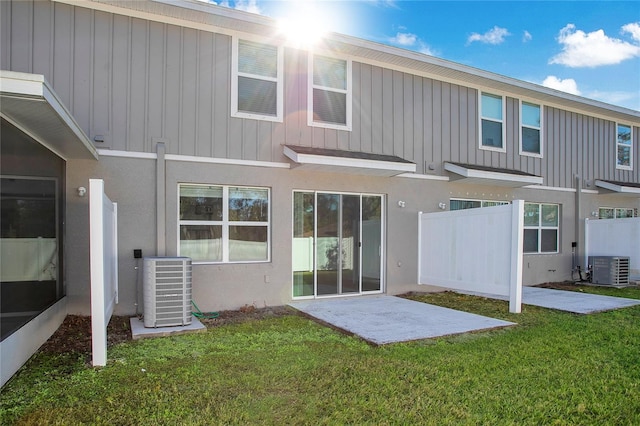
[2,285,639,425]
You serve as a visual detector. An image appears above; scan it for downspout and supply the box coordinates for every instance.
[156,142,166,256]
[574,174,582,271]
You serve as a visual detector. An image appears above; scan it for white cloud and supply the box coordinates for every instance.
[523,31,532,43]
[622,22,640,42]
[586,90,638,108]
[467,26,510,45]
[215,0,261,14]
[390,32,417,46]
[542,76,581,95]
[549,23,640,67]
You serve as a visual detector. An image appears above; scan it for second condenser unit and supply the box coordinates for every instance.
[588,256,630,287]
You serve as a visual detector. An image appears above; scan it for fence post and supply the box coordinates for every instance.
[417,212,423,284]
[90,179,107,366]
[509,200,524,313]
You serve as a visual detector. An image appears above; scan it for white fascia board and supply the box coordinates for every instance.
[396,173,449,181]
[284,146,416,174]
[0,71,45,97]
[444,162,544,186]
[595,180,640,196]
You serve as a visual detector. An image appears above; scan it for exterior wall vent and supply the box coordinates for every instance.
[588,256,630,287]
[143,257,192,327]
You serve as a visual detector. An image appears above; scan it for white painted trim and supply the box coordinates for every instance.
[522,184,576,193]
[165,153,290,169]
[284,146,415,173]
[445,162,544,186]
[396,173,449,181]
[97,149,290,168]
[615,122,634,171]
[479,91,507,153]
[595,180,640,195]
[519,100,544,158]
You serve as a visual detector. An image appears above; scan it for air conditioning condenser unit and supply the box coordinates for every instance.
[589,256,630,287]
[143,256,192,327]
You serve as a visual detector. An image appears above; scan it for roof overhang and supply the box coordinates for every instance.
[445,162,544,187]
[595,180,640,197]
[0,70,98,160]
[284,145,416,177]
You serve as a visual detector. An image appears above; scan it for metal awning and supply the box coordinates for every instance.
[284,145,416,177]
[0,70,98,160]
[595,180,640,197]
[444,162,543,187]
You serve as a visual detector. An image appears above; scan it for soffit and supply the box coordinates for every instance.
[445,162,544,187]
[595,180,640,197]
[284,145,416,177]
[0,71,98,161]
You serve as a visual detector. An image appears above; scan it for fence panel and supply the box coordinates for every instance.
[90,179,118,367]
[585,217,640,279]
[418,200,523,313]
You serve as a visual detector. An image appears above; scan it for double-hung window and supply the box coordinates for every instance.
[598,207,636,219]
[520,101,542,156]
[616,123,632,169]
[179,184,270,263]
[308,53,352,130]
[480,92,505,151]
[232,37,283,121]
[523,203,559,254]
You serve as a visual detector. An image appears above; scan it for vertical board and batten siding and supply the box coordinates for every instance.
[2,0,638,185]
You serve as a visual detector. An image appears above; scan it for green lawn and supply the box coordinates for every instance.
[2,285,640,425]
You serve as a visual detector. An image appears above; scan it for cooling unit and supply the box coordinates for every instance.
[588,256,630,287]
[143,256,192,327]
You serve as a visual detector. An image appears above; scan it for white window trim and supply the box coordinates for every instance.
[598,207,637,219]
[178,184,271,264]
[524,203,559,254]
[519,100,544,158]
[615,122,633,170]
[231,36,284,122]
[449,198,509,210]
[307,52,352,131]
[479,91,506,153]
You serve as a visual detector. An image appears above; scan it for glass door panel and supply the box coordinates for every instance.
[293,192,315,297]
[316,193,339,295]
[362,196,382,292]
[341,195,360,293]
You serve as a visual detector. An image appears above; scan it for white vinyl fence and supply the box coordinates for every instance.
[418,200,524,313]
[585,217,640,279]
[90,179,118,367]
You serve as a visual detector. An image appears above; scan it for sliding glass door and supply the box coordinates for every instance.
[293,191,383,297]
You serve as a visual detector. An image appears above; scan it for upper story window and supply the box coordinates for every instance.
[450,199,509,210]
[616,123,633,170]
[523,203,559,254]
[480,92,505,151]
[598,207,636,219]
[308,53,352,130]
[231,37,283,122]
[179,184,270,263]
[520,101,542,157]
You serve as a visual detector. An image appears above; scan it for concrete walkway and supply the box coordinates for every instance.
[289,295,515,345]
[464,286,640,314]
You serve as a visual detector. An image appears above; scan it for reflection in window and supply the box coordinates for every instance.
[480,92,504,150]
[524,203,559,253]
[521,102,542,155]
[616,123,632,169]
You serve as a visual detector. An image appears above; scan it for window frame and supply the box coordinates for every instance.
[307,52,352,131]
[523,202,559,254]
[178,184,271,264]
[519,100,543,158]
[479,91,506,153]
[231,36,284,122]
[449,198,509,210]
[615,123,633,170]
[598,207,637,219]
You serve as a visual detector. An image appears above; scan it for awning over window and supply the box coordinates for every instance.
[284,145,416,177]
[595,180,640,197]
[444,162,543,187]
[0,71,98,160]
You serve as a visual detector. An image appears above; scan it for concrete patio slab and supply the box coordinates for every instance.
[463,287,640,314]
[289,295,515,345]
[130,316,206,340]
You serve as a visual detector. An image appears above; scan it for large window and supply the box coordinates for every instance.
[308,54,351,130]
[179,184,270,263]
[521,101,542,156]
[616,123,633,169]
[450,198,509,210]
[231,37,283,121]
[598,207,636,219]
[480,92,505,151]
[523,203,559,254]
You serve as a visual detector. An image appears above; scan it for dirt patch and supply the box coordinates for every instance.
[39,305,295,356]
[534,281,587,291]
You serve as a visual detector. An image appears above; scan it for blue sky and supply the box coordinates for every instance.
[206,0,640,111]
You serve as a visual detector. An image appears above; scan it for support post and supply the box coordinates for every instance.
[509,200,524,313]
[156,142,166,256]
